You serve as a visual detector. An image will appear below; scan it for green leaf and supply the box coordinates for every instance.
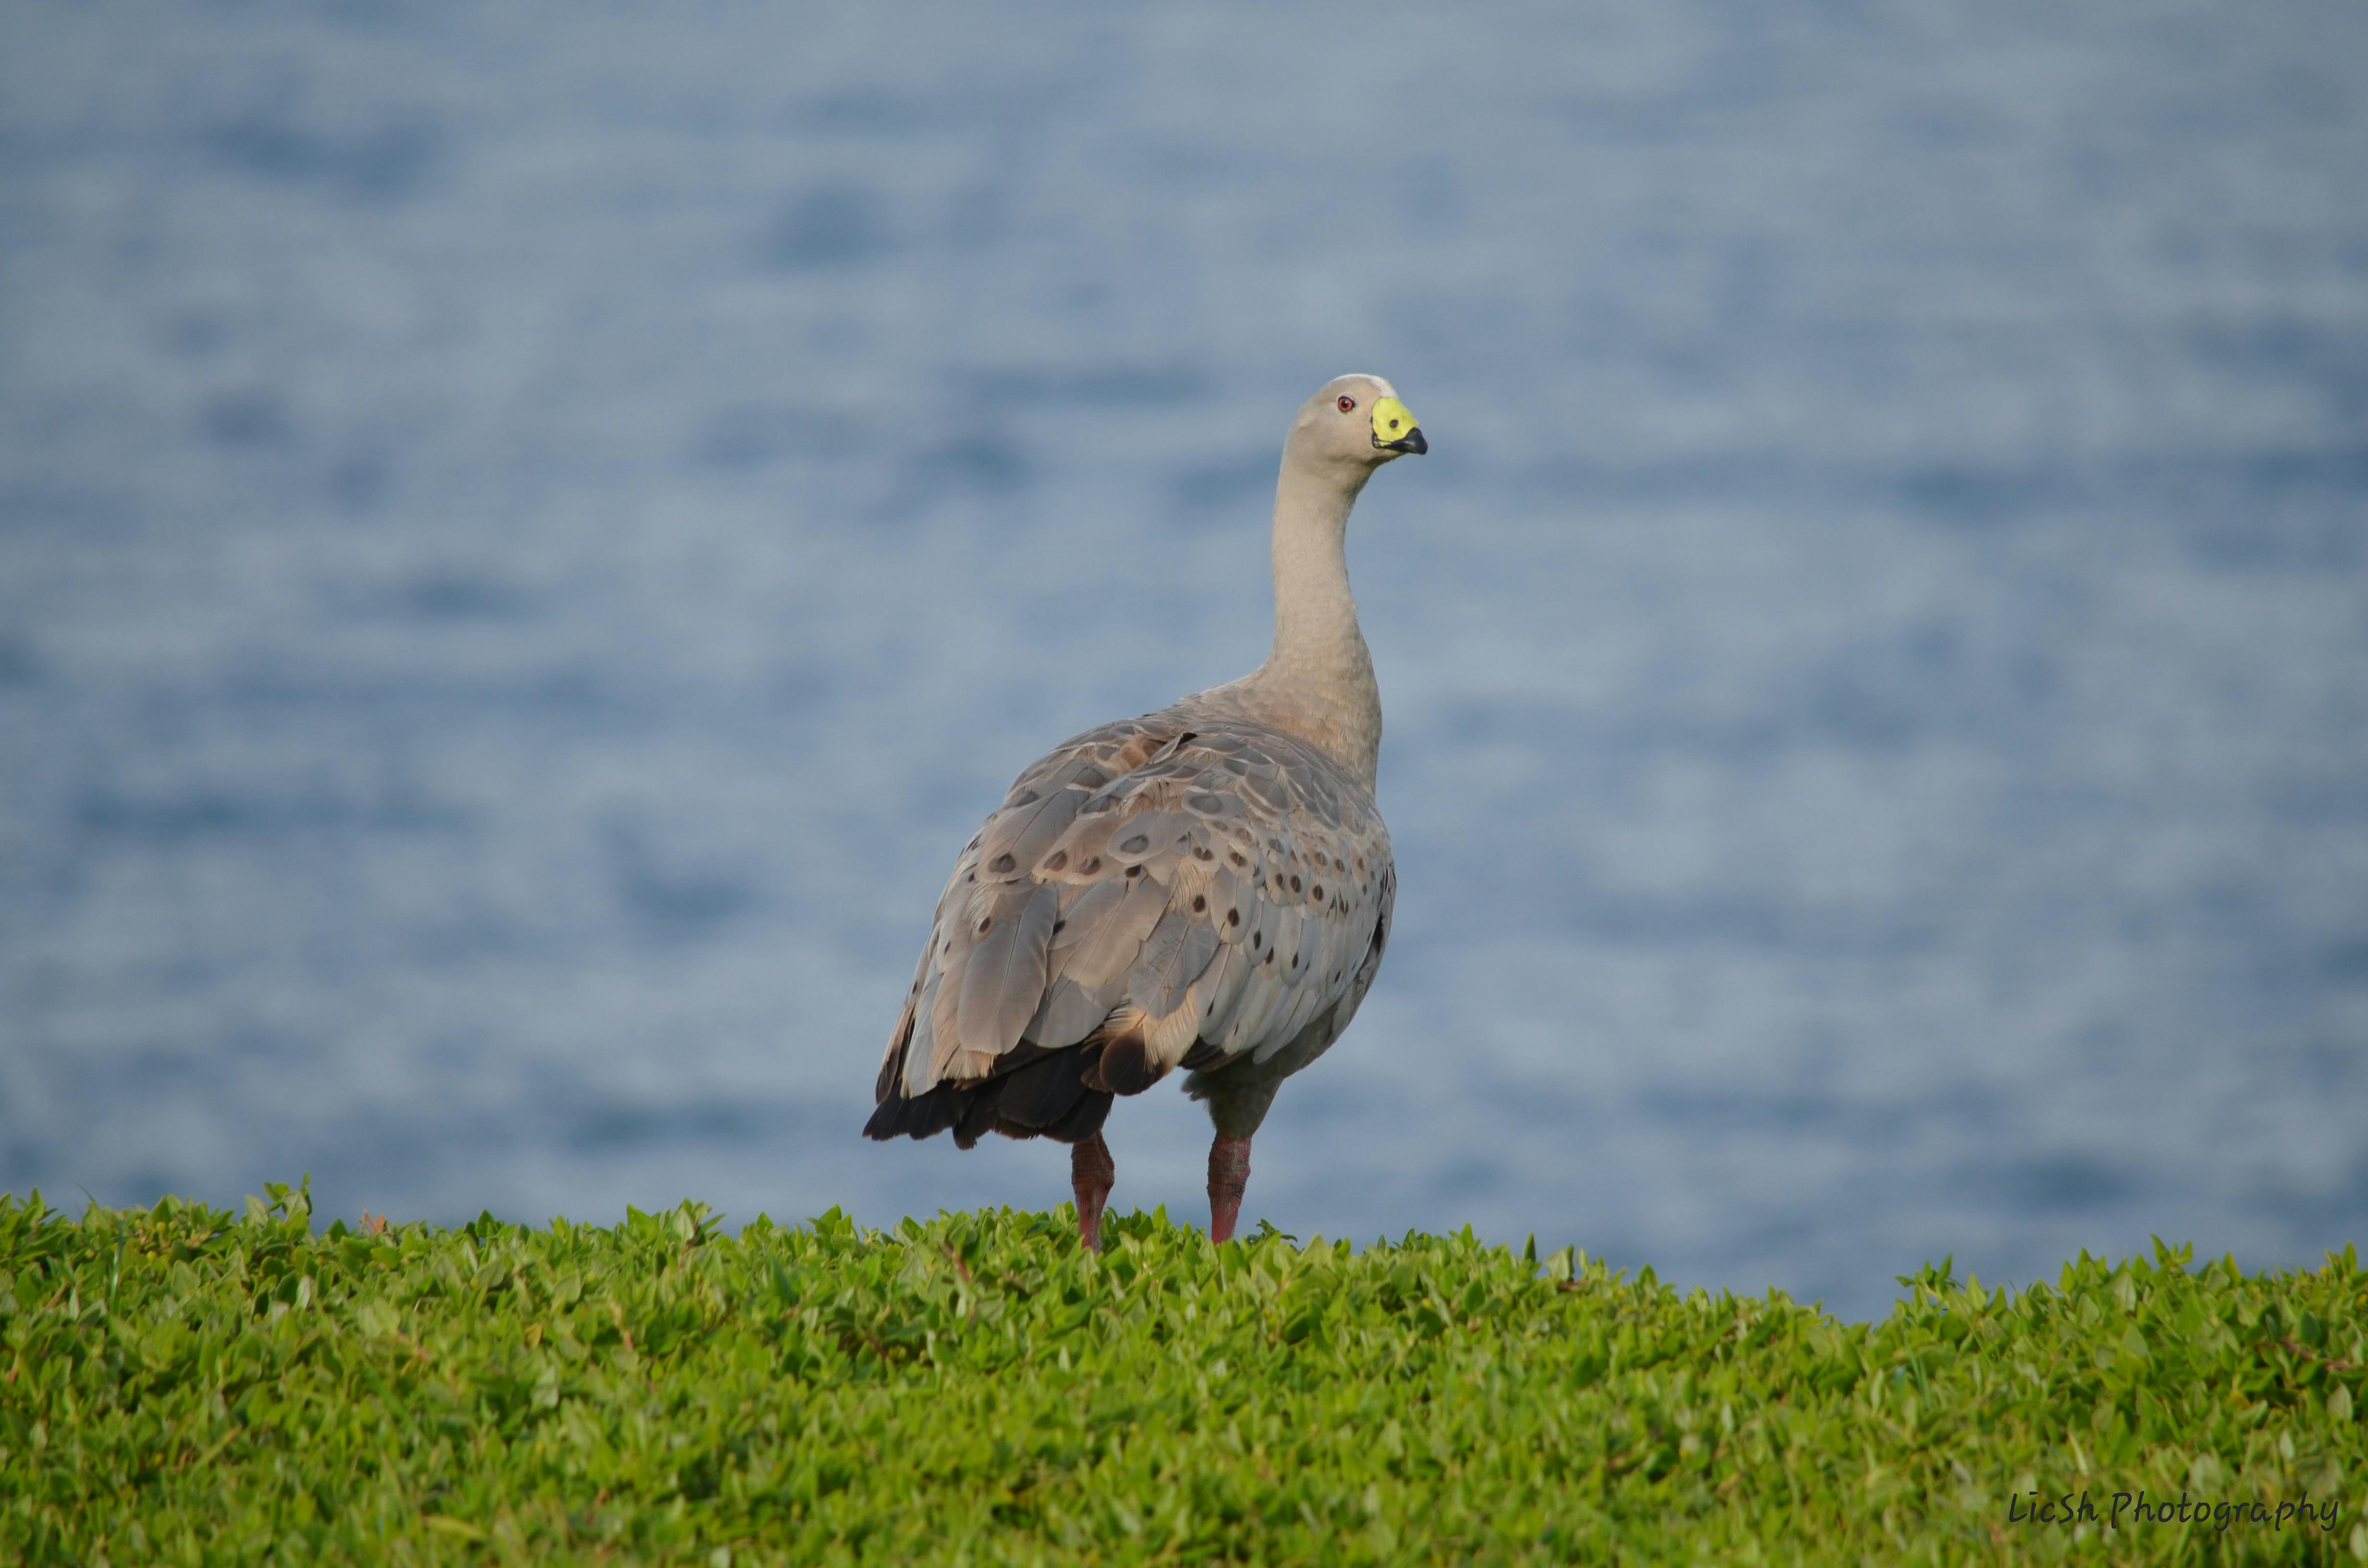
[6,1189,2360,1566]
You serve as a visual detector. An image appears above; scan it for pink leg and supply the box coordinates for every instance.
[1208,1133,1252,1243]
[1071,1133,1115,1250]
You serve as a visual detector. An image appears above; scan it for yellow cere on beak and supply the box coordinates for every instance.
[1369,396,1421,450]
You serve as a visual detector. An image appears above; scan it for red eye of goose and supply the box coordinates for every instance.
[1337,395,1356,413]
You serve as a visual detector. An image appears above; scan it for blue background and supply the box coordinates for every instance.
[2,1,2363,1317]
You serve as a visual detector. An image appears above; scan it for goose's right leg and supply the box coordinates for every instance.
[1207,1133,1252,1244]
[1071,1133,1115,1250]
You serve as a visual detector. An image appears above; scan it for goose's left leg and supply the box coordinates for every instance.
[1071,1133,1115,1250]
[1207,1133,1252,1244]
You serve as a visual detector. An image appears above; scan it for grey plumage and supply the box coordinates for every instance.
[866,371,1424,1251]
[1025,976,1116,1051]
[1058,871,1169,991]
[869,706,1395,1138]
[955,881,1058,1066]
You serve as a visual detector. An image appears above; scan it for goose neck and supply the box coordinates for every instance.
[1249,458,1381,783]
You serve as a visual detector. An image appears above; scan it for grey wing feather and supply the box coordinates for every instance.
[1061,874,1169,989]
[1171,923,1223,1012]
[956,882,1058,1066]
[1051,877,1126,943]
[1105,811,1184,861]
[1126,911,1190,1009]
[876,706,1395,1104]
[1025,976,1119,1051]
[925,935,972,1078]
[1125,912,1221,1019]
[1186,940,1253,1039]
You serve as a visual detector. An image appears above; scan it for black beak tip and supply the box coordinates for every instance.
[1395,427,1428,456]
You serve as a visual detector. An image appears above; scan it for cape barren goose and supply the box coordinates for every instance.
[866,375,1426,1247]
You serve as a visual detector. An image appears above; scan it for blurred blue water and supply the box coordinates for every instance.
[1,1,2362,1317]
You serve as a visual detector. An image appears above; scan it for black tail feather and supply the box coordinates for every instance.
[1178,1037,1230,1072]
[861,1095,907,1140]
[863,1081,962,1142]
[952,1078,1005,1150]
[1041,1086,1113,1142]
[875,1017,911,1105]
[1084,1033,1170,1096]
[996,1048,1095,1131]
[867,1040,1120,1147]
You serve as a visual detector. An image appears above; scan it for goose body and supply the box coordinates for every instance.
[866,375,1426,1245]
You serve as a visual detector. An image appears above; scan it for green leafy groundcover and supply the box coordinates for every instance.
[2,1186,2361,1566]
